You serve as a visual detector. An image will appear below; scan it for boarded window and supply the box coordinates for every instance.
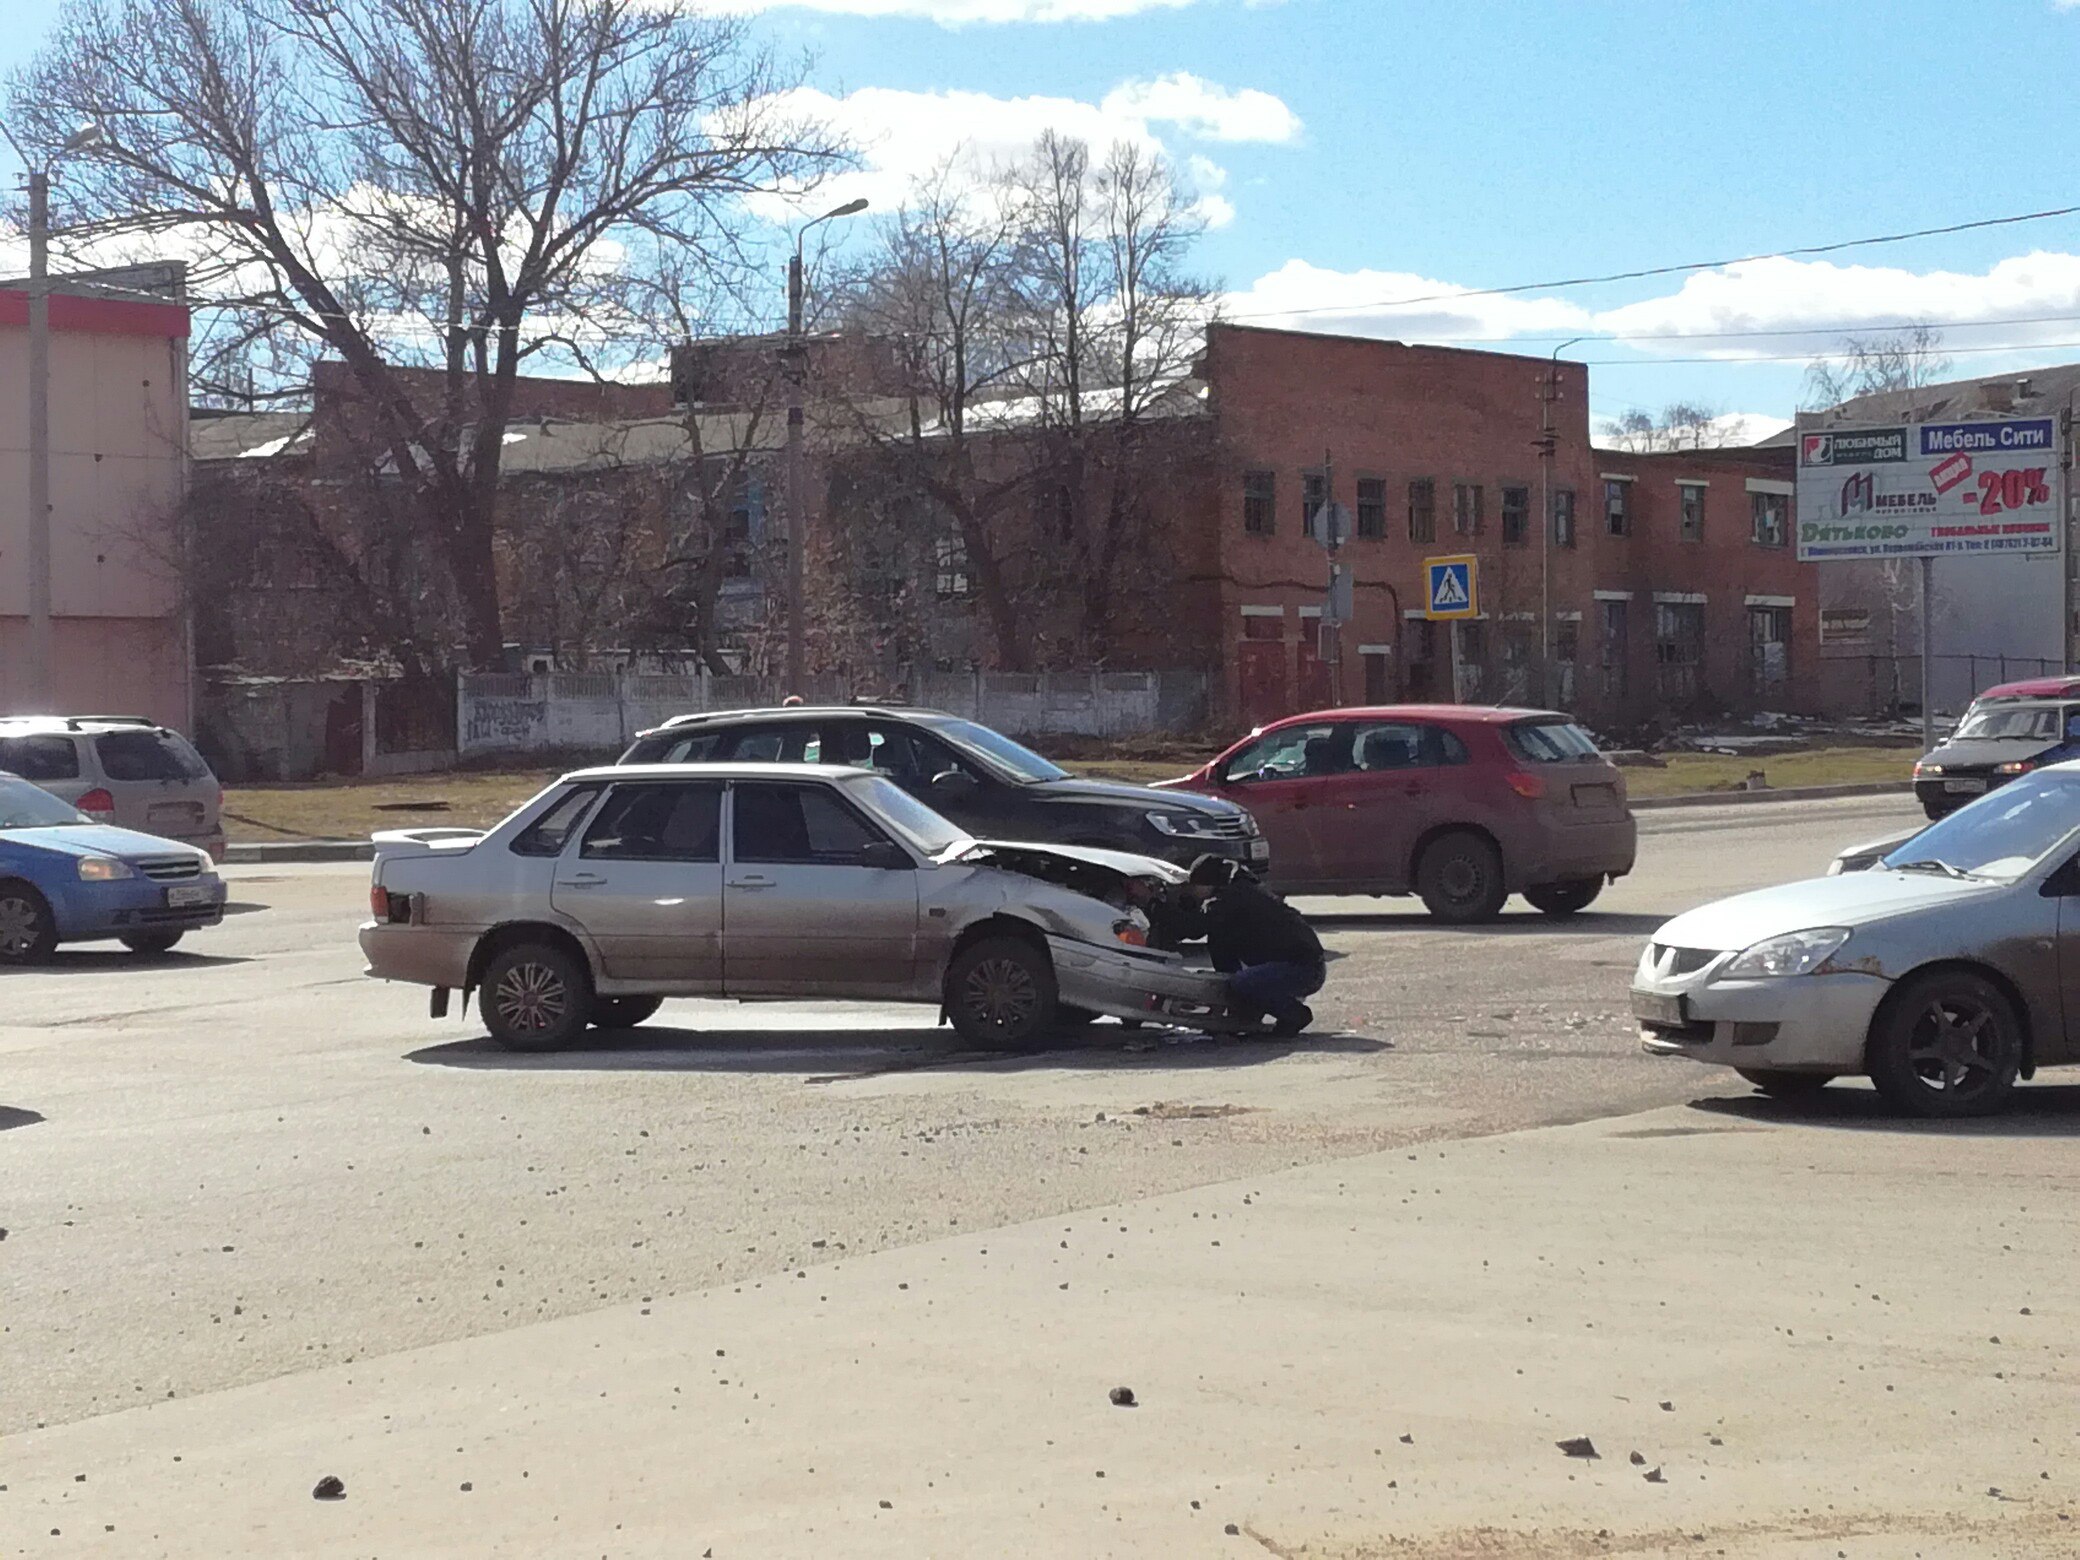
[1453,483,1484,536]
[1501,485,1529,546]
[1407,478,1436,543]
[1356,477,1387,539]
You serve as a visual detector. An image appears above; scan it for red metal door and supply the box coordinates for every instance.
[1238,639,1288,728]
[1296,637,1333,712]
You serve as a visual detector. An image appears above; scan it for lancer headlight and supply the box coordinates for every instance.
[1720,927,1851,980]
[77,856,135,882]
[1146,810,1222,837]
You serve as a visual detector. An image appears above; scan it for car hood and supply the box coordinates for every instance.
[1925,736,2058,767]
[1653,870,2000,952]
[963,838,1188,882]
[1029,774,1240,816]
[0,823,209,862]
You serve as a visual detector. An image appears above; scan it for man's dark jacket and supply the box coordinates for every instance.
[1203,879,1325,973]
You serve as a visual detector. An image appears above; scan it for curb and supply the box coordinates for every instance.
[224,840,372,864]
[1630,780,1914,812]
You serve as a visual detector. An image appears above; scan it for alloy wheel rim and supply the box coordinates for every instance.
[0,897,41,956]
[494,962,568,1033]
[964,957,1038,1031]
[1904,995,2006,1096]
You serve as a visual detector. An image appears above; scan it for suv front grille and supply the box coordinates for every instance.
[138,856,202,881]
[1200,815,1254,839]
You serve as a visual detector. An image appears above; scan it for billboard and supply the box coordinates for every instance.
[1795,415,2062,562]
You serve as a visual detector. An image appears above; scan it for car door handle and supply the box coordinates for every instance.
[728,876,775,890]
[559,872,608,888]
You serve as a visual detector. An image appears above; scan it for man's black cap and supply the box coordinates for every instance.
[1187,853,1234,886]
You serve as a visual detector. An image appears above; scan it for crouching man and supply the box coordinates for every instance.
[1182,854,1325,1036]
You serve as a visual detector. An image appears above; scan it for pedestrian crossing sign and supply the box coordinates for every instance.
[1425,555,1478,620]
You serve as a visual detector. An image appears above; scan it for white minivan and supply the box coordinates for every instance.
[0,716,226,861]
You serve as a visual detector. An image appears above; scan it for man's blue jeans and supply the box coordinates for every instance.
[1227,960,1325,1020]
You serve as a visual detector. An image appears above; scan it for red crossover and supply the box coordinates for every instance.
[1157,705,1638,923]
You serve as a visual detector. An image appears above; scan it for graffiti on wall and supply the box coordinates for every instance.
[463,697,548,748]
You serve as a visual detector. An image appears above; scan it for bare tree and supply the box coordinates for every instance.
[1803,323,1952,410]
[1598,401,1731,453]
[11,0,839,670]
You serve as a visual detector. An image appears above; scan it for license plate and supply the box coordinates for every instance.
[1943,778,1987,795]
[1630,990,1686,1025]
[165,884,216,909]
[1247,839,1270,862]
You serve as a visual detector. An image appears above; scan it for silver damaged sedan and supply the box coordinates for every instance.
[361,763,1232,1050]
[1634,763,2080,1117]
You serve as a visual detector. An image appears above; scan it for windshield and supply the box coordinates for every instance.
[1954,706,2063,742]
[847,774,968,856]
[1886,770,2080,882]
[0,778,90,830]
[928,718,1068,784]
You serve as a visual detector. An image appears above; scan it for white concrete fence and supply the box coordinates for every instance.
[456,669,1212,758]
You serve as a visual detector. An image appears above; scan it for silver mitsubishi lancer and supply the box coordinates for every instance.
[1634,763,2080,1117]
[361,763,1236,1051]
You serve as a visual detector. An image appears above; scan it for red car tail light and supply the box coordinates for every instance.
[77,787,116,816]
[370,884,391,919]
[1505,771,1547,800]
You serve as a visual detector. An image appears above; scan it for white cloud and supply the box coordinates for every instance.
[1221,258,1594,343]
[756,75,1295,227]
[696,0,1197,22]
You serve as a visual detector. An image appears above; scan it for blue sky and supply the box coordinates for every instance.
[8,0,2080,434]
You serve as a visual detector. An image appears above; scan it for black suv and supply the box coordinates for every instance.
[618,706,1266,870]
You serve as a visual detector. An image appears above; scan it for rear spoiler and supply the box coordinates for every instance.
[370,826,485,866]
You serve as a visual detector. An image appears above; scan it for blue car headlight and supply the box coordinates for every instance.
[77,856,135,882]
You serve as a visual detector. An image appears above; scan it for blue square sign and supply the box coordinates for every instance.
[1425,555,1478,620]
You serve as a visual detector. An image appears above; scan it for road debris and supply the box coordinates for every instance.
[1556,1436,1599,1459]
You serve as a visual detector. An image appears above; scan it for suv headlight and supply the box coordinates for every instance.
[1720,927,1851,980]
[77,856,135,882]
[1146,811,1221,837]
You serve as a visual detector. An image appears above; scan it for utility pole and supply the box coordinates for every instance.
[25,165,51,712]
[1535,338,1583,709]
[1322,447,1343,706]
[781,197,867,695]
[1919,554,1935,753]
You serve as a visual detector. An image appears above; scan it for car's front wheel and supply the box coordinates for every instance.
[120,931,185,956]
[1523,879,1602,917]
[589,995,663,1030]
[1415,831,1507,924]
[0,883,57,966]
[1734,1067,1834,1101]
[481,942,592,1052]
[946,934,1058,1047]
[1865,968,2021,1118]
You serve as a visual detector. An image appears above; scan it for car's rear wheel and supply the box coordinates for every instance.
[1865,968,2021,1118]
[1523,879,1602,917]
[589,994,663,1030]
[120,931,185,956]
[946,934,1058,1047]
[481,942,591,1052]
[1734,1067,1833,1101]
[1415,831,1507,924]
[0,883,57,966]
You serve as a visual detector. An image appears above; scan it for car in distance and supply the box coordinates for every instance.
[1156,706,1635,922]
[0,715,226,861]
[0,772,227,964]
[618,706,1265,871]
[1635,763,2080,1117]
[1911,698,2080,819]
[361,762,1233,1051]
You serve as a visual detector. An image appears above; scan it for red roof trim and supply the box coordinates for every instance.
[0,287,190,340]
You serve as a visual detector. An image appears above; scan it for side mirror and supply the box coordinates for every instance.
[859,840,913,871]
[930,768,979,797]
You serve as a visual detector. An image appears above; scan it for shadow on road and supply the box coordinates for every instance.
[407,1024,1389,1080]
[1306,909,1667,939]
[1691,1083,2080,1137]
[0,1106,45,1132]
[9,950,253,974]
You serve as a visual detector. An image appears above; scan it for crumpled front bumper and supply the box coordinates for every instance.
[1046,936,1243,1029]
[1634,968,1892,1073]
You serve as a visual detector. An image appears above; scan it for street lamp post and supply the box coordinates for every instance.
[4,120,103,714]
[1537,336,1583,708]
[782,196,867,695]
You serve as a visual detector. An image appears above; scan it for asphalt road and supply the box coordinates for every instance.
[1,794,1923,1438]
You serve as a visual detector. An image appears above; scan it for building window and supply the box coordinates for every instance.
[1678,483,1705,541]
[1501,485,1529,547]
[934,536,971,599]
[1301,471,1327,539]
[1655,600,1705,702]
[1552,488,1577,548]
[1243,469,1276,534]
[1554,618,1579,707]
[722,481,756,578]
[1599,599,1628,698]
[1453,482,1484,536]
[1356,477,1386,539]
[1407,478,1436,544]
[1750,605,1792,695]
[1751,490,1789,548]
[1604,479,1630,537]
[1362,648,1392,702]
[1499,623,1533,702]
[1453,621,1487,702]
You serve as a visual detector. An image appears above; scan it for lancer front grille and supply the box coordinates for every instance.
[1652,944,1720,977]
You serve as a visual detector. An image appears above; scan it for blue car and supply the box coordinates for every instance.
[0,772,227,964]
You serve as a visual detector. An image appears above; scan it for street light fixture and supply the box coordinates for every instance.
[782,196,869,695]
[2,118,105,714]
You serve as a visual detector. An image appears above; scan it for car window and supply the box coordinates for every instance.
[0,734,82,781]
[1887,771,2080,882]
[1222,724,1341,782]
[732,782,888,865]
[846,775,966,855]
[95,729,209,782]
[1350,721,1467,770]
[510,785,603,856]
[640,731,725,764]
[927,719,1068,783]
[0,776,87,828]
[1507,720,1602,762]
[580,782,722,862]
[720,724,812,763]
[1956,706,2060,741]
